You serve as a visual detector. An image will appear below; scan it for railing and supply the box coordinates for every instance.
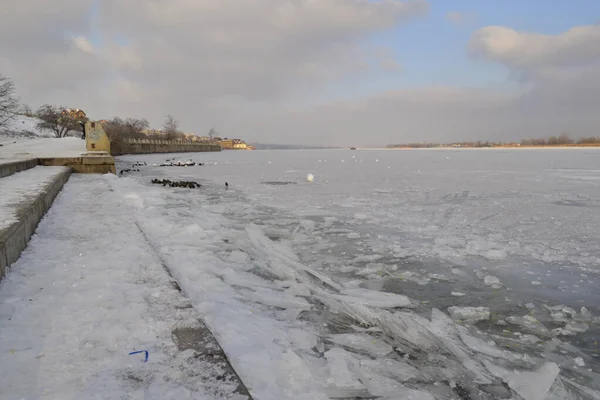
[118,138,220,146]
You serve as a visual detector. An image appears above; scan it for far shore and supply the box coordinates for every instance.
[355,144,600,150]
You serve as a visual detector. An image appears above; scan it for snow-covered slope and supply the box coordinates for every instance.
[0,115,55,140]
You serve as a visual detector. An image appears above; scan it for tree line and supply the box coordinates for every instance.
[389,133,600,149]
[102,114,190,141]
[1,72,208,141]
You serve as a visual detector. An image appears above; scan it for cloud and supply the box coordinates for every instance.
[1,2,599,145]
[73,36,94,54]
[468,24,600,113]
[0,0,428,127]
[446,11,477,26]
[469,25,600,69]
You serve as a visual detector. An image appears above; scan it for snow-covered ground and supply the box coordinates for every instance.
[110,148,600,399]
[0,115,55,141]
[0,115,85,162]
[0,137,85,162]
[0,175,249,400]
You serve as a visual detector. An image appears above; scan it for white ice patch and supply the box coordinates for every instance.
[574,357,585,367]
[484,275,502,287]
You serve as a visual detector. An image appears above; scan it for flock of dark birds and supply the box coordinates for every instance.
[118,158,229,189]
[151,178,201,189]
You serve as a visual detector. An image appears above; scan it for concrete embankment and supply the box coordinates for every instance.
[0,159,39,178]
[0,161,72,279]
[111,139,222,156]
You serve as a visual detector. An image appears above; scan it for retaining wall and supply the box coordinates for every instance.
[0,167,72,280]
[111,139,222,156]
[0,159,39,178]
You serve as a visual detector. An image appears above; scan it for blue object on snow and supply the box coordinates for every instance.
[128,350,149,362]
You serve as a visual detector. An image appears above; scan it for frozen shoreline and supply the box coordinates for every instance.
[107,149,600,399]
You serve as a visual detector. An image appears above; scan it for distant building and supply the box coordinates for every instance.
[217,138,249,149]
[61,108,87,120]
[232,139,247,149]
[217,139,234,149]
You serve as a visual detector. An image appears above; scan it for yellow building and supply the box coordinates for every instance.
[217,139,234,149]
[85,121,111,153]
[61,108,87,120]
[233,140,247,149]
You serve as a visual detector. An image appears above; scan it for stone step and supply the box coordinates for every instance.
[0,166,72,279]
[0,159,38,178]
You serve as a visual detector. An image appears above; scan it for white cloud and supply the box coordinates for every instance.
[73,36,94,54]
[469,25,600,69]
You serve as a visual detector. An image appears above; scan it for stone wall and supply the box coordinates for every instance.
[111,139,222,156]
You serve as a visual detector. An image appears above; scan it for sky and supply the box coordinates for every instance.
[1,0,599,146]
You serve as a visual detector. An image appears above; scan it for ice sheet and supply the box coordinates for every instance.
[106,149,600,399]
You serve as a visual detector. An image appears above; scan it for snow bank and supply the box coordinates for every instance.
[0,175,246,399]
[0,115,55,140]
[0,137,85,161]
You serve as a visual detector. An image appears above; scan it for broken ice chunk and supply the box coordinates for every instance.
[324,348,367,395]
[373,387,436,400]
[519,334,541,344]
[564,321,589,334]
[484,361,559,400]
[580,307,592,321]
[506,315,551,337]
[484,275,502,288]
[358,358,420,383]
[447,306,490,324]
[335,288,413,308]
[326,333,393,357]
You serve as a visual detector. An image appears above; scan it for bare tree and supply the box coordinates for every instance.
[19,104,34,117]
[557,133,573,144]
[103,117,127,140]
[162,114,181,140]
[35,105,81,138]
[104,117,150,140]
[578,136,600,144]
[209,127,217,140]
[125,117,149,137]
[0,74,19,129]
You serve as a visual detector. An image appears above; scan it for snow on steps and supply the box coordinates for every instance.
[0,159,38,178]
[0,166,72,279]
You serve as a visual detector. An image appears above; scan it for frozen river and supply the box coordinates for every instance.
[116,148,600,399]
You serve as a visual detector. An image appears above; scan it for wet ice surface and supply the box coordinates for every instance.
[116,149,600,399]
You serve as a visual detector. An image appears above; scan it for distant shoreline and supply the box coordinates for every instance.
[376,143,600,150]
